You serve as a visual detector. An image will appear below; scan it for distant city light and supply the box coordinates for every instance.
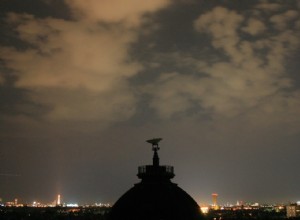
[200,206,209,214]
[57,194,61,206]
[66,203,79,207]
[94,203,111,207]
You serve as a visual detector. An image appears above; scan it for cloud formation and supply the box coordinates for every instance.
[66,0,170,27]
[0,0,170,123]
[1,0,299,131]
[147,3,300,130]
[242,18,266,36]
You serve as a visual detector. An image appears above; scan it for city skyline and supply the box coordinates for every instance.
[1,0,300,205]
[1,192,299,208]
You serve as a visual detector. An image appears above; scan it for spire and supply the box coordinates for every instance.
[146,138,162,167]
[138,138,174,181]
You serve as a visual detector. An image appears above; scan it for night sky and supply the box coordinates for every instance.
[1,0,300,206]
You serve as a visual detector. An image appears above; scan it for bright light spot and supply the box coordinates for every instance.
[201,206,209,214]
[66,203,79,207]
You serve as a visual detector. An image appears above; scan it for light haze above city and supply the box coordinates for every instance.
[0,0,300,205]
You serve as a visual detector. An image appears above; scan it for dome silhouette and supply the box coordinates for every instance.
[108,138,203,220]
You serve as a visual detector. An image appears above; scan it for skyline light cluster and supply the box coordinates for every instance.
[1,194,111,208]
[1,192,299,208]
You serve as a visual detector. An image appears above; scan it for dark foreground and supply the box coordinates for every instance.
[1,206,300,220]
[0,206,110,220]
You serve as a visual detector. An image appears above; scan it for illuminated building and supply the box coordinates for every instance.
[287,204,300,218]
[212,193,218,210]
[109,138,203,220]
[200,206,209,214]
[57,194,61,206]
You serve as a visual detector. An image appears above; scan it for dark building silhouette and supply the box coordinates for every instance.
[109,138,203,220]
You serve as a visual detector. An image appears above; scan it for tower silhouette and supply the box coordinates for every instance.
[108,138,203,220]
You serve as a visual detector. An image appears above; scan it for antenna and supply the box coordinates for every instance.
[146,138,162,152]
[146,138,162,167]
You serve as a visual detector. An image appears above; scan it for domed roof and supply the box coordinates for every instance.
[109,139,203,220]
